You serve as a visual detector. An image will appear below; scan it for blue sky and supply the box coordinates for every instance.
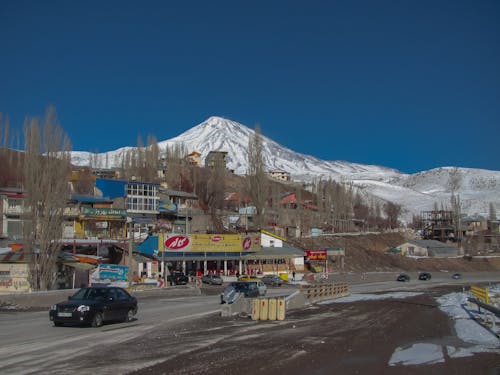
[0,0,499,174]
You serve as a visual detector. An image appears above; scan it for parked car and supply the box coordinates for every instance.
[396,273,410,282]
[167,271,189,285]
[49,286,137,327]
[221,281,260,304]
[418,272,432,280]
[452,273,462,279]
[261,274,284,287]
[201,274,223,285]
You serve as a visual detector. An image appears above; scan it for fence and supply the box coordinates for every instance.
[300,282,350,303]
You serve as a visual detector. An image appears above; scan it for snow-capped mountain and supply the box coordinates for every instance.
[71,116,500,221]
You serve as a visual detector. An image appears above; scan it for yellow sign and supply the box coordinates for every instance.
[158,233,261,252]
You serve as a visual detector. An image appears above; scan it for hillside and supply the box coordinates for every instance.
[294,233,500,273]
[70,116,500,221]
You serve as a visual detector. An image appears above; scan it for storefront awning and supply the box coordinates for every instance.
[242,244,304,260]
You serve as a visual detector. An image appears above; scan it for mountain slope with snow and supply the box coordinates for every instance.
[71,116,500,220]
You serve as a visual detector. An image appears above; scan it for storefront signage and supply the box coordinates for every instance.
[82,207,127,217]
[158,233,261,252]
[97,264,129,281]
[304,250,327,261]
[164,235,191,250]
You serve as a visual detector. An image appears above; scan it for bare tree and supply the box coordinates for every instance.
[206,151,226,217]
[448,167,462,194]
[246,124,268,229]
[23,106,72,291]
[144,135,160,182]
[384,201,401,229]
[489,202,497,221]
[164,143,187,189]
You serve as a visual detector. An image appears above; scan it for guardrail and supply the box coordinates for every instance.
[468,285,499,334]
[300,282,350,303]
[470,285,492,305]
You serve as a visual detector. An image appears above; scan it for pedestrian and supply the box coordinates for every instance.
[132,271,140,284]
[157,275,165,288]
[292,271,296,282]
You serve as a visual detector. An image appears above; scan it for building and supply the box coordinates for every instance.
[268,169,291,182]
[186,151,202,167]
[205,151,228,169]
[135,229,305,277]
[0,187,25,247]
[397,240,460,258]
[95,178,160,236]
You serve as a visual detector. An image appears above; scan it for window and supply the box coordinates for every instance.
[126,183,159,213]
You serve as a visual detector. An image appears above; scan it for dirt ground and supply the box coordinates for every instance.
[296,232,500,273]
[99,285,499,375]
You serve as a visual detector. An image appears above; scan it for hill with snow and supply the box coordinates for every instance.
[71,116,500,221]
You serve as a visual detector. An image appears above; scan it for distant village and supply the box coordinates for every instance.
[1,145,499,293]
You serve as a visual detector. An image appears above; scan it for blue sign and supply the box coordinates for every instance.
[98,264,129,281]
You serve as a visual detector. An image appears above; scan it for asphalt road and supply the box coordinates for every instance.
[0,272,499,374]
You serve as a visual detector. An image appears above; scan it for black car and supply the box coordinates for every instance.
[260,275,284,287]
[452,273,462,279]
[220,281,260,304]
[49,287,137,327]
[418,272,432,280]
[201,274,223,285]
[167,271,189,285]
[396,273,410,282]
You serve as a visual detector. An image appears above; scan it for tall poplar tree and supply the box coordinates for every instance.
[23,106,71,291]
[246,124,267,229]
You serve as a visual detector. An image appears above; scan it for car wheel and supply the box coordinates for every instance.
[53,321,63,327]
[125,308,136,322]
[91,312,104,328]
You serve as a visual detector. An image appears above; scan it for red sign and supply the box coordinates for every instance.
[211,235,223,242]
[165,235,190,250]
[304,250,327,261]
[242,237,252,250]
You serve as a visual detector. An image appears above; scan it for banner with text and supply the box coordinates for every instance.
[158,233,261,252]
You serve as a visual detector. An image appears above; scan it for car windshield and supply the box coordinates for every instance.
[72,288,109,300]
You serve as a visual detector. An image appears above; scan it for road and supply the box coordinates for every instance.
[0,272,499,374]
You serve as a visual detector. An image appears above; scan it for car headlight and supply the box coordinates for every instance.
[77,305,90,312]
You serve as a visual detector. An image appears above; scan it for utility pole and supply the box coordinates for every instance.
[127,218,133,284]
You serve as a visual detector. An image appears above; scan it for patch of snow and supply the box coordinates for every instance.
[319,292,423,304]
[389,343,445,366]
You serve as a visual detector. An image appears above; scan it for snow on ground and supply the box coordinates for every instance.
[319,291,423,304]
[321,288,499,366]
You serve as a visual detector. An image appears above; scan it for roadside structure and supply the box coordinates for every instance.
[397,239,460,257]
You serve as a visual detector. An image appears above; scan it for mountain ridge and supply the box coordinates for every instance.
[70,116,500,221]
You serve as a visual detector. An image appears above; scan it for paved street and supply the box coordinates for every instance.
[0,273,499,374]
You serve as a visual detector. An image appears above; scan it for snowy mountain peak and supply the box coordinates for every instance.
[70,116,500,220]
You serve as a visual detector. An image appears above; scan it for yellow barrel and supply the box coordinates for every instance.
[268,298,277,320]
[277,297,286,321]
[251,299,260,321]
[260,298,269,320]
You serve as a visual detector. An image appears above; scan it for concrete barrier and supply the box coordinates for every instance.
[268,298,277,320]
[220,283,350,319]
